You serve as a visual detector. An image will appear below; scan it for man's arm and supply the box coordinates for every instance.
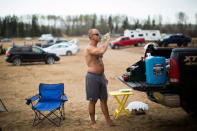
[104,73,108,85]
[88,33,110,56]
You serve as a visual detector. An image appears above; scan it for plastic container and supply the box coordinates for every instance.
[145,56,166,85]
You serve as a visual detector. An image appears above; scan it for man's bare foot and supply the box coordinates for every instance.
[91,123,100,129]
[107,120,120,127]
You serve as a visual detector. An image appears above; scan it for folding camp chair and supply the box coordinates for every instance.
[26,83,68,126]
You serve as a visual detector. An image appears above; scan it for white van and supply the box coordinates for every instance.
[39,34,54,41]
[124,29,161,41]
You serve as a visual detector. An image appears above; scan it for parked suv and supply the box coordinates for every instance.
[110,36,145,49]
[5,46,60,66]
[157,34,191,47]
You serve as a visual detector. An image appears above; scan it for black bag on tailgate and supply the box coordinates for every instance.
[126,59,146,82]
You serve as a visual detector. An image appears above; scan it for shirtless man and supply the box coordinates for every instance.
[85,29,114,129]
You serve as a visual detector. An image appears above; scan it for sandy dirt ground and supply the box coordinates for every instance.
[0,37,197,131]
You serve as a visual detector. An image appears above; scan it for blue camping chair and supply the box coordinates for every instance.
[26,83,68,126]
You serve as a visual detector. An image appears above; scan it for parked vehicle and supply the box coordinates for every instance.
[110,36,145,49]
[36,39,69,48]
[124,28,161,41]
[0,38,12,42]
[157,34,191,47]
[119,44,197,115]
[68,38,80,51]
[43,42,79,56]
[5,46,60,66]
[25,37,32,41]
[38,34,53,41]
[69,38,78,45]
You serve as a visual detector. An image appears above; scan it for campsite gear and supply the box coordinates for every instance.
[126,59,146,82]
[101,33,113,39]
[119,89,132,92]
[109,90,133,119]
[26,83,68,126]
[125,101,148,115]
[122,74,129,81]
[145,56,166,85]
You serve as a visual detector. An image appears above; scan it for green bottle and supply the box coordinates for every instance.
[101,33,113,39]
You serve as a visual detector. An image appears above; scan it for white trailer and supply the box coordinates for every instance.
[124,29,161,41]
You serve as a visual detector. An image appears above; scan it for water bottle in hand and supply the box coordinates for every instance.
[101,33,113,39]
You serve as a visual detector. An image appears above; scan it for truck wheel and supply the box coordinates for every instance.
[114,44,119,49]
[183,42,188,47]
[46,57,55,64]
[135,41,142,47]
[66,51,72,56]
[13,58,22,66]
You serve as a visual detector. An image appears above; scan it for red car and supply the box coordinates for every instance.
[110,36,145,49]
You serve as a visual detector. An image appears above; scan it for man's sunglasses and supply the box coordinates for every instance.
[92,33,100,36]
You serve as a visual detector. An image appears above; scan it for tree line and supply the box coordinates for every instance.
[0,12,197,38]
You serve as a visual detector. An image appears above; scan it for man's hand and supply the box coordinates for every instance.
[104,77,108,85]
[105,32,111,42]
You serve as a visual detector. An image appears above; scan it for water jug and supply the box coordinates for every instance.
[145,56,166,85]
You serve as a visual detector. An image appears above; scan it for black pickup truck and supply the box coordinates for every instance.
[119,44,197,115]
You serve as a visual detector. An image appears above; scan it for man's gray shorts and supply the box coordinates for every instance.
[85,72,108,101]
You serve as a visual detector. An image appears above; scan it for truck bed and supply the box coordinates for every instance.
[118,76,171,92]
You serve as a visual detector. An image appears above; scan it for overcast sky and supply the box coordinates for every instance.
[0,0,196,24]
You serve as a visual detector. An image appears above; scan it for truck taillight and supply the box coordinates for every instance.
[169,59,180,84]
[6,52,11,56]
